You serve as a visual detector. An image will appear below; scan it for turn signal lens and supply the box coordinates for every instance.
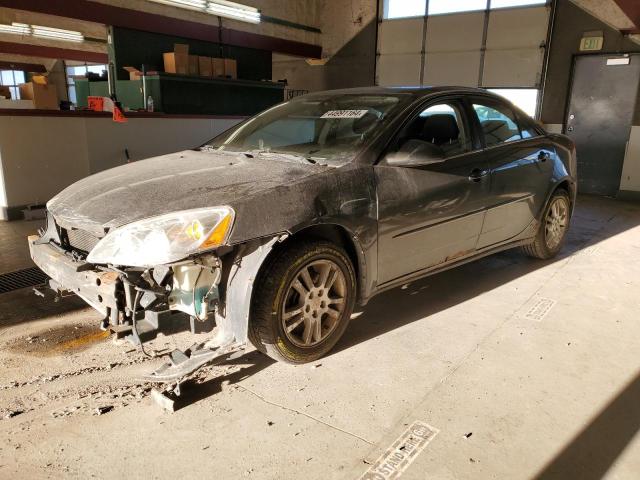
[201,213,232,249]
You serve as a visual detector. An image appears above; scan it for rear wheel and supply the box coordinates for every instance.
[522,189,570,259]
[249,240,356,364]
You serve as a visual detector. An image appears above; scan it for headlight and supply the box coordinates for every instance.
[87,206,234,267]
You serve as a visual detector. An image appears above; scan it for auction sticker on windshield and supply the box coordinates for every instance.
[360,421,439,479]
[321,109,368,119]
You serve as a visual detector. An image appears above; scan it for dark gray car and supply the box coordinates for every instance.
[29,87,576,381]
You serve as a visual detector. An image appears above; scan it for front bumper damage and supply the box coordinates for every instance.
[28,223,279,390]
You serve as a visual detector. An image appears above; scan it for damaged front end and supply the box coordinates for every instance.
[29,211,279,386]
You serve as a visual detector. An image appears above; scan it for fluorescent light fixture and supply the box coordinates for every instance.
[32,25,84,43]
[148,0,208,12]
[0,22,84,42]
[0,22,31,35]
[206,0,260,23]
[148,0,261,23]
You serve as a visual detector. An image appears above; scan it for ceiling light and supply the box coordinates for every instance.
[148,0,208,12]
[0,22,84,42]
[0,22,31,35]
[147,0,261,24]
[206,0,260,23]
[32,25,84,43]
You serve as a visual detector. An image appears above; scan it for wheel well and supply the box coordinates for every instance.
[554,180,574,212]
[556,180,570,195]
[266,224,362,298]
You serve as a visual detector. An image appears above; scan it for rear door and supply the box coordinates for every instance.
[469,97,554,249]
[375,98,490,284]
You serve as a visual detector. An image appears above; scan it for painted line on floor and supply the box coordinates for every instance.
[359,421,439,480]
[524,297,556,322]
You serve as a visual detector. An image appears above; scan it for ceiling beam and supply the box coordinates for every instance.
[0,60,46,72]
[613,0,640,31]
[0,0,322,58]
[0,41,108,63]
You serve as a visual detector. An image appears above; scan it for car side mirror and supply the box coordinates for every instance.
[383,139,446,167]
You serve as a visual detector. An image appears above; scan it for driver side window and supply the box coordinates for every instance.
[396,102,471,160]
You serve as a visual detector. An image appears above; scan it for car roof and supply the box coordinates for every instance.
[302,85,503,100]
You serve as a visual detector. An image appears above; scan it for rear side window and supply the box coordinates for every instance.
[517,114,541,139]
[472,102,522,148]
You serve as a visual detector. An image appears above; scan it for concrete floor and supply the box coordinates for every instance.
[0,194,639,479]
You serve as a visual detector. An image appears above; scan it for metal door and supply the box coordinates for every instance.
[566,54,640,196]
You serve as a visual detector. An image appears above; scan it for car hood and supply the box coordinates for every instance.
[48,149,328,237]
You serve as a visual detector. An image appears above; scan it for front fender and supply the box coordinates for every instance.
[209,236,281,346]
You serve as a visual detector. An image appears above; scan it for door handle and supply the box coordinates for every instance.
[538,151,550,162]
[468,168,488,182]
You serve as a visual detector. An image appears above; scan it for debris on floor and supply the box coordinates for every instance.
[94,406,114,415]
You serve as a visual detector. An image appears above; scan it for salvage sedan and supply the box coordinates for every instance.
[29,87,576,381]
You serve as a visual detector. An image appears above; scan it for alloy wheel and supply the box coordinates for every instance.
[281,259,347,348]
[545,197,569,250]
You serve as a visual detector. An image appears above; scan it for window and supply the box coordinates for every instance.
[397,102,471,158]
[384,0,426,19]
[428,0,487,15]
[490,0,546,9]
[0,70,25,100]
[518,120,539,139]
[488,88,539,117]
[473,101,521,147]
[207,93,408,163]
[65,63,107,104]
[384,0,544,19]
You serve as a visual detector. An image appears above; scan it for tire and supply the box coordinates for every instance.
[249,240,357,364]
[522,189,571,260]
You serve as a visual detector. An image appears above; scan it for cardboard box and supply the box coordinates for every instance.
[163,53,188,75]
[224,58,237,79]
[32,75,48,85]
[198,56,213,77]
[212,58,225,77]
[124,67,142,80]
[0,85,11,100]
[123,67,159,80]
[19,82,59,110]
[188,55,199,76]
[163,44,190,75]
[174,43,189,55]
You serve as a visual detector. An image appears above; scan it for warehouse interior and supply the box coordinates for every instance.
[0,0,639,478]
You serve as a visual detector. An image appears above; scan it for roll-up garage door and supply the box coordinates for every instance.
[482,6,550,87]
[376,3,551,89]
[423,12,485,87]
[377,17,424,86]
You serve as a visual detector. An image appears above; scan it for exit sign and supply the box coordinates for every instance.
[580,33,603,51]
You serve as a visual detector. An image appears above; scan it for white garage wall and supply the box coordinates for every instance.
[620,126,640,193]
[0,115,242,219]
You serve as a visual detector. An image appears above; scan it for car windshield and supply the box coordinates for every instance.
[204,93,408,163]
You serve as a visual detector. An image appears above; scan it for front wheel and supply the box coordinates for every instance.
[249,240,356,364]
[522,189,571,259]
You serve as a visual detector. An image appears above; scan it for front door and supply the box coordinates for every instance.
[375,99,490,285]
[566,54,640,195]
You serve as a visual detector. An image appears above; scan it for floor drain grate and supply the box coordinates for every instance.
[0,267,48,294]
